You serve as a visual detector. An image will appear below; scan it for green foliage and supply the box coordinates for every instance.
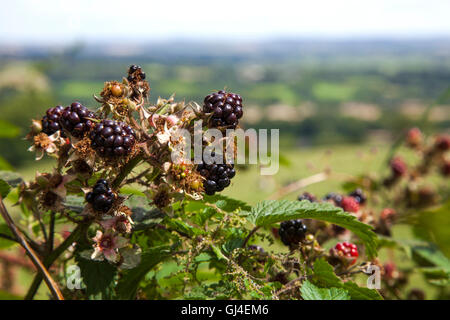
[116,245,174,300]
[244,200,378,258]
[300,280,350,300]
[75,256,117,300]
[311,259,383,300]
[0,171,22,187]
[0,179,11,198]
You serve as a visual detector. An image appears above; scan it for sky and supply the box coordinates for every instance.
[1,0,450,44]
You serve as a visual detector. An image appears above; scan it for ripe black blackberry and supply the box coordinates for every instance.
[297,192,316,202]
[197,162,236,195]
[41,106,65,136]
[278,219,307,246]
[85,179,116,213]
[60,102,96,138]
[348,188,366,204]
[203,90,243,129]
[127,64,146,82]
[90,119,136,158]
[323,192,342,205]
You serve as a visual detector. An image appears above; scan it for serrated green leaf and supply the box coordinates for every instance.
[203,194,251,212]
[245,200,378,258]
[116,245,174,299]
[75,256,118,300]
[312,259,383,300]
[0,179,11,198]
[301,280,350,300]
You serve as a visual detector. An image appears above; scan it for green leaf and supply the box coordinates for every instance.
[0,171,22,187]
[116,245,174,299]
[411,243,450,270]
[0,179,11,198]
[75,256,117,299]
[165,219,205,237]
[0,120,20,138]
[63,195,85,213]
[301,280,350,300]
[312,259,383,300]
[245,200,378,258]
[202,194,251,212]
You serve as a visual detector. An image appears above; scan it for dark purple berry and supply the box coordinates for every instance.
[85,179,116,213]
[41,106,65,136]
[197,161,235,196]
[60,102,96,138]
[91,119,136,158]
[278,219,307,246]
[202,91,243,129]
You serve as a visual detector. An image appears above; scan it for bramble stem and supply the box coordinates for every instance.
[25,223,87,300]
[112,154,144,189]
[0,196,64,300]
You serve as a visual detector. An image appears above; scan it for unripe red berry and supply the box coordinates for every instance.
[333,242,358,265]
[441,161,450,177]
[406,127,422,148]
[435,135,450,151]
[339,196,360,213]
[390,156,407,177]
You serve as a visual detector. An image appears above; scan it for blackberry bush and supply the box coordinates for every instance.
[85,179,116,213]
[90,119,136,158]
[41,105,65,136]
[16,65,420,302]
[60,102,96,138]
[279,219,307,247]
[203,90,243,129]
[196,162,236,195]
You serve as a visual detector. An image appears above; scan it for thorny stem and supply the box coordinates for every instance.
[48,211,56,252]
[0,196,64,300]
[242,226,260,248]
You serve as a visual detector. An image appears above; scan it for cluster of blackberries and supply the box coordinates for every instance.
[86,179,116,213]
[297,192,317,202]
[61,102,96,138]
[348,188,366,204]
[278,219,307,246]
[203,90,243,129]
[197,162,236,195]
[41,105,65,136]
[127,64,146,82]
[90,119,136,158]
